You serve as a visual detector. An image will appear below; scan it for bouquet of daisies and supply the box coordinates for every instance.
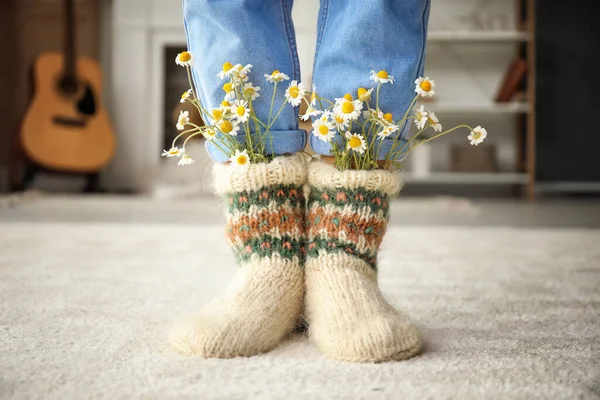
[163,50,487,170]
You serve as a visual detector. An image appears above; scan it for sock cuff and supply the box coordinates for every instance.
[308,161,402,196]
[214,154,308,195]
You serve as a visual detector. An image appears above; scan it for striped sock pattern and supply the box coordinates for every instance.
[169,155,307,359]
[305,160,422,363]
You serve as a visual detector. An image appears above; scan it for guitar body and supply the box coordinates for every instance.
[21,52,115,172]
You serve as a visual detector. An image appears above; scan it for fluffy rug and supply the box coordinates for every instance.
[1,217,599,399]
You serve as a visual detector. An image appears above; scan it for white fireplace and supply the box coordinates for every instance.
[102,0,318,192]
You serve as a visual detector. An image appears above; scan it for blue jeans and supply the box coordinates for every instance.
[183,0,431,162]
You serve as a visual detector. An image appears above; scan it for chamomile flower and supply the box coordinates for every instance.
[243,83,261,101]
[357,87,374,102]
[333,113,349,130]
[180,89,192,103]
[345,132,367,154]
[220,100,232,111]
[334,94,363,122]
[285,80,306,106]
[176,110,189,130]
[229,149,250,168]
[468,126,487,146]
[370,70,395,84]
[377,124,399,139]
[217,62,237,79]
[312,116,335,143]
[175,51,194,67]
[236,64,253,81]
[414,105,428,129]
[309,84,318,106]
[427,111,442,132]
[210,107,225,122]
[203,128,217,141]
[382,112,394,125]
[300,106,321,121]
[264,70,290,83]
[415,77,435,97]
[161,146,183,157]
[230,99,250,123]
[222,82,235,100]
[178,153,195,166]
[217,119,240,136]
[362,108,383,121]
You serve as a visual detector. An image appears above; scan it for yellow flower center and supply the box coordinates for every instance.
[237,155,248,165]
[376,70,389,79]
[383,113,393,123]
[223,62,233,72]
[335,114,344,123]
[168,149,178,155]
[471,130,481,140]
[348,136,362,149]
[289,86,300,98]
[236,106,246,116]
[206,129,216,137]
[427,117,435,125]
[420,80,432,92]
[343,93,353,101]
[220,120,233,133]
[212,109,223,119]
[357,87,368,100]
[415,112,423,120]
[221,100,231,107]
[179,116,187,124]
[245,87,255,95]
[342,102,355,114]
[271,70,280,76]
[310,91,317,103]
[223,82,233,93]
[179,52,192,62]
[318,125,329,136]
[181,91,188,99]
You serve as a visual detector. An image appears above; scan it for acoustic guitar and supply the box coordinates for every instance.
[21,0,115,173]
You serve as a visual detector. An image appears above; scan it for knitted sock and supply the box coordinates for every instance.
[305,161,421,362]
[169,155,307,358]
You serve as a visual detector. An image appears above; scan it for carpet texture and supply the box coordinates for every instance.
[1,218,600,399]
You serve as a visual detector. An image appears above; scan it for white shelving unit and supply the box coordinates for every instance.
[421,102,530,114]
[409,0,536,198]
[405,172,529,185]
[428,31,529,42]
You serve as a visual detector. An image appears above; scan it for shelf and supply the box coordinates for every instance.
[404,172,529,185]
[427,31,529,42]
[420,102,530,114]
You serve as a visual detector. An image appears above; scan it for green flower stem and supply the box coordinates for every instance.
[267,100,287,130]
[396,94,419,127]
[170,127,200,148]
[268,82,278,126]
[185,66,197,101]
[183,131,229,157]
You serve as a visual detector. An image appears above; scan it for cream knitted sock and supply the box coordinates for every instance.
[169,155,307,358]
[305,161,421,363]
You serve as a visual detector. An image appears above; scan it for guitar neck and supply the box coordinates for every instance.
[63,0,76,79]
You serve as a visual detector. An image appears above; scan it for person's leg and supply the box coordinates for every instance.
[170,0,308,359]
[182,0,306,162]
[310,0,431,160]
[305,0,430,363]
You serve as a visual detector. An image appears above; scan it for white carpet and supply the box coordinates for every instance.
[1,219,600,399]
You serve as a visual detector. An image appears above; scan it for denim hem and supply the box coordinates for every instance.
[206,129,307,162]
[309,135,409,161]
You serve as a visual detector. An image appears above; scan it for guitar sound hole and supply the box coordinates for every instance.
[58,76,79,94]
